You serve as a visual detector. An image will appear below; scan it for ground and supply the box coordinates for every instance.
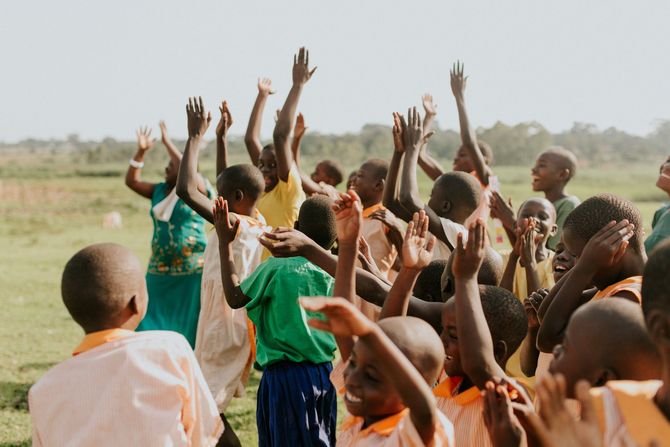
[0,156,664,446]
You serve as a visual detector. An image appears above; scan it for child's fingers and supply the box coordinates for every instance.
[574,380,597,425]
[404,220,415,241]
[425,235,436,254]
[612,240,629,264]
[306,318,332,332]
[419,210,429,239]
[411,212,420,235]
[299,296,330,312]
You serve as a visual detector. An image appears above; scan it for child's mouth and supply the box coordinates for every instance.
[344,391,362,404]
[553,264,568,273]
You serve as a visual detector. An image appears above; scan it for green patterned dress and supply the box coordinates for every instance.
[136,182,212,347]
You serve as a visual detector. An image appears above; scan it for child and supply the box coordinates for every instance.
[243,48,314,230]
[29,243,222,446]
[388,107,482,260]
[176,99,267,446]
[644,155,670,253]
[311,159,344,187]
[500,198,558,301]
[214,195,338,446]
[537,194,647,353]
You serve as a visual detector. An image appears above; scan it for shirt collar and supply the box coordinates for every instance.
[362,203,385,218]
[72,329,135,356]
[432,376,481,405]
[341,408,409,437]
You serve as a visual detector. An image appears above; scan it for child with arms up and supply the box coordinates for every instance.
[176,98,268,447]
[29,243,221,446]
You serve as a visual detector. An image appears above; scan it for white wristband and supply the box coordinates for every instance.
[129,159,144,169]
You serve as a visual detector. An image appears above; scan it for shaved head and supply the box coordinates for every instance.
[540,146,578,180]
[61,243,147,333]
[378,317,445,384]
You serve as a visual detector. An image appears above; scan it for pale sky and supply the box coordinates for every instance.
[1,0,669,142]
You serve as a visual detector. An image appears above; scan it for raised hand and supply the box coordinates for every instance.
[259,227,313,258]
[300,297,375,338]
[402,210,435,270]
[370,208,404,236]
[212,197,239,246]
[158,121,170,144]
[333,190,363,244]
[520,219,541,268]
[452,219,487,279]
[186,96,212,139]
[294,112,307,140]
[525,288,549,328]
[450,60,467,98]
[490,192,516,229]
[576,220,635,275]
[257,77,275,97]
[483,381,525,447]
[215,100,233,139]
[292,47,317,86]
[358,236,385,279]
[422,93,437,117]
[392,112,404,153]
[136,126,155,152]
[401,107,423,151]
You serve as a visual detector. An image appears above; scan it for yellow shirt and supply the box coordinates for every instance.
[29,330,222,446]
[257,164,306,230]
[591,380,669,447]
[505,254,555,302]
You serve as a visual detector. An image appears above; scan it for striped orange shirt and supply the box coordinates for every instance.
[593,276,643,303]
[29,330,222,446]
[433,377,492,447]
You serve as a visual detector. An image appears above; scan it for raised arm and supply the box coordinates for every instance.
[453,221,507,389]
[383,112,412,221]
[418,94,445,181]
[176,97,215,223]
[215,100,233,176]
[537,220,634,352]
[520,289,548,376]
[244,78,274,166]
[291,113,332,196]
[125,126,156,199]
[213,197,252,309]
[451,61,490,186]
[380,211,435,319]
[273,47,316,182]
[302,298,441,445]
[159,120,183,162]
[399,108,452,250]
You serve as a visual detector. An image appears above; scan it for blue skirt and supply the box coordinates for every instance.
[257,361,336,447]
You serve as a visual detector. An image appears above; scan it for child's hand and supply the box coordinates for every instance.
[483,381,525,447]
[186,96,212,139]
[358,237,385,279]
[215,101,233,139]
[370,208,404,238]
[300,297,375,338]
[511,218,529,257]
[576,220,635,275]
[294,113,307,140]
[333,190,363,244]
[400,107,423,151]
[402,210,435,270]
[490,192,516,229]
[212,197,239,246]
[522,375,602,447]
[158,121,170,144]
[257,77,275,97]
[450,60,467,98]
[392,112,404,153]
[452,219,486,279]
[421,93,437,117]
[136,126,155,152]
[524,288,548,328]
[292,47,317,86]
[259,227,313,258]
[520,219,542,268]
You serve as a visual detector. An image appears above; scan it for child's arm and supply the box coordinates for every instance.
[453,220,508,389]
[125,126,156,199]
[176,97,215,223]
[380,211,435,319]
[213,197,253,309]
[537,220,634,352]
[398,108,453,250]
[520,289,548,376]
[450,61,491,186]
[244,78,274,166]
[369,208,405,258]
[500,223,525,292]
[490,191,518,246]
[383,113,412,222]
[159,121,183,161]
[291,113,333,196]
[215,101,233,176]
[418,94,445,181]
[302,298,441,445]
[332,190,363,361]
[273,48,316,183]
[521,224,542,296]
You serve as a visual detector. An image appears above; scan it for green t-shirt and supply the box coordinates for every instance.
[241,256,336,368]
[645,203,670,254]
[548,195,581,250]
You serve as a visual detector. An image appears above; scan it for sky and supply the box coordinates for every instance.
[1,0,669,142]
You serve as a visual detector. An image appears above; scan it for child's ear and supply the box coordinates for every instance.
[549,223,558,238]
[375,178,386,192]
[128,295,139,316]
[558,168,570,182]
[235,189,244,202]
[594,368,617,387]
[442,200,452,216]
[493,340,508,366]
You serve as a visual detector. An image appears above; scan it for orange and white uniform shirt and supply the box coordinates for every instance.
[593,276,643,303]
[591,380,670,447]
[29,329,222,447]
[194,212,269,412]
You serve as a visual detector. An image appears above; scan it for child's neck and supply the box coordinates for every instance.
[543,184,568,203]
[535,244,552,263]
[362,197,382,210]
[363,409,404,428]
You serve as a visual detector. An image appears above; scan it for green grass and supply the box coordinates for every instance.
[0,158,665,445]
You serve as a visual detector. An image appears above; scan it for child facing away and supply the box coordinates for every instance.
[537,193,648,353]
[384,107,482,260]
[213,195,338,446]
[176,98,268,446]
[243,48,315,230]
[29,243,222,446]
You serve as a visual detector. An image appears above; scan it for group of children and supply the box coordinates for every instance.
[28,48,670,446]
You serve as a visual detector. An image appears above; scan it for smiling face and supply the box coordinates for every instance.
[440,299,464,377]
[531,153,567,192]
[343,340,405,420]
[257,146,278,192]
[552,239,576,282]
[516,199,557,248]
[452,146,475,173]
[656,156,670,193]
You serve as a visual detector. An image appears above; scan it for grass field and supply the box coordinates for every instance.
[0,156,666,446]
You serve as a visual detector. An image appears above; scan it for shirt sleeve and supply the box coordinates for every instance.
[240,261,275,315]
[441,219,467,248]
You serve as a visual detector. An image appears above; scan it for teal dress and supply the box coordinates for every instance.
[645,203,670,254]
[136,182,212,348]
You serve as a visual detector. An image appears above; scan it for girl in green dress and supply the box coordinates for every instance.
[125,123,212,347]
